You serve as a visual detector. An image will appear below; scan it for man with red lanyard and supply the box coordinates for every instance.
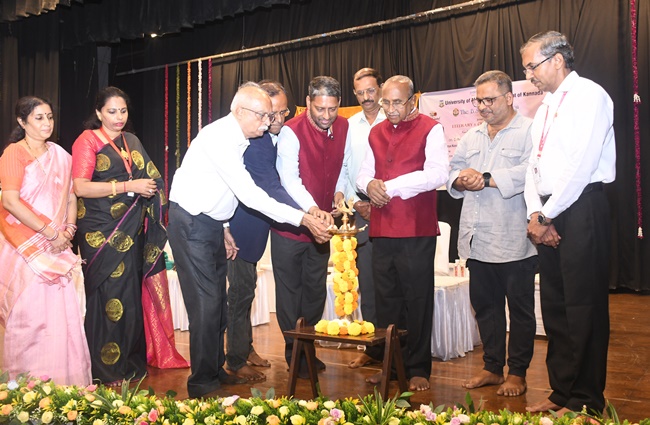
[521,31,616,415]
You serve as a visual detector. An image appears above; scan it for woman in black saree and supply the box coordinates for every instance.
[72,87,187,385]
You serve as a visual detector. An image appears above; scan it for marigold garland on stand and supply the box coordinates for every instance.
[315,199,374,337]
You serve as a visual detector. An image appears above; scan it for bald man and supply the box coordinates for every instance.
[168,82,330,398]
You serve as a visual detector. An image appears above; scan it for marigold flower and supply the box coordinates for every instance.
[0,392,7,401]
[224,406,236,416]
[1,404,13,415]
[327,321,340,335]
[348,322,362,336]
[67,410,78,421]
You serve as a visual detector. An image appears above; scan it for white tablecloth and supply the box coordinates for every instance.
[166,267,273,331]
[431,275,481,361]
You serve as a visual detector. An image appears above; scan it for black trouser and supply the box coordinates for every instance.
[538,189,611,413]
[466,257,537,377]
[168,202,229,398]
[270,232,330,365]
[226,256,258,371]
[367,236,436,380]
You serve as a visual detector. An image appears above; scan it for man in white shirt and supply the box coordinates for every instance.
[167,82,330,398]
[357,75,449,391]
[521,31,616,415]
[345,67,386,369]
[273,76,350,377]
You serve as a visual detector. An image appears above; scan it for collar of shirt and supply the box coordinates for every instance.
[351,108,386,127]
[542,70,579,107]
[476,111,525,137]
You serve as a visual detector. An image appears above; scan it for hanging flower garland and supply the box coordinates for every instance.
[175,65,181,169]
[631,0,643,239]
[187,62,192,148]
[208,58,213,123]
[164,65,169,223]
[197,59,203,131]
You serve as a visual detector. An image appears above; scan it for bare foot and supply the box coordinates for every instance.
[408,376,430,391]
[497,375,527,396]
[462,370,504,389]
[247,350,271,367]
[232,364,266,381]
[348,353,376,368]
[526,398,563,413]
[365,371,382,385]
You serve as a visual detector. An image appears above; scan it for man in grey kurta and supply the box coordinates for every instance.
[447,70,537,397]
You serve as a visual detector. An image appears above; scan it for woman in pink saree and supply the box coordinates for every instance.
[0,96,91,386]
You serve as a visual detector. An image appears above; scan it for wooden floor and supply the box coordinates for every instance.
[2,291,650,421]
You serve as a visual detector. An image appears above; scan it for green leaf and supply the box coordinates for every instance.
[251,388,263,399]
[265,388,275,400]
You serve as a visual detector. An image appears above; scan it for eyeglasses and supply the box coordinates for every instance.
[241,107,275,123]
[379,94,414,110]
[471,93,508,107]
[523,56,553,76]
[354,87,378,97]
[272,109,291,119]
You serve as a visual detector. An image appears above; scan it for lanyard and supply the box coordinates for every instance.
[100,126,133,179]
[537,91,568,159]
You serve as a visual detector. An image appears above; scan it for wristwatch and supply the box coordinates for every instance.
[537,212,551,226]
[482,172,491,188]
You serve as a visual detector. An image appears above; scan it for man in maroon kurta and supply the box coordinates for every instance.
[274,76,350,376]
[357,75,449,391]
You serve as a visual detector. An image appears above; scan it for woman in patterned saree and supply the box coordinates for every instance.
[0,96,91,385]
[72,87,187,385]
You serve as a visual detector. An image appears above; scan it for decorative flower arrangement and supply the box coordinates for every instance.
[0,373,646,425]
[331,234,360,318]
[313,233,374,337]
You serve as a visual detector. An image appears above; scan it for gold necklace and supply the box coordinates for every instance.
[24,139,48,174]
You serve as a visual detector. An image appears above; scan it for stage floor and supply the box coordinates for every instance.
[2,291,649,421]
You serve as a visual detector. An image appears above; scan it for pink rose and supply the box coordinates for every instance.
[148,409,159,422]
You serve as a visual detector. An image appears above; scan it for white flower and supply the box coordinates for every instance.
[388,417,400,425]
[457,414,470,424]
[540,417,554,425]
[279,406,289,418]
[112,399,124,408]
[298,400,307,407]
[43,385,52,395]
[7,381,18,390]
[323,401,336,410]
[251,405,264,416]
[93,419,105,425]
[17,411,30,423]
[222,396,239,407]
[234,415,247,425]
[41,411,54,424]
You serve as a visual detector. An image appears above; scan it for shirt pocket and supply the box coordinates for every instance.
[465,149,481,161]
[499,148,524,166]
